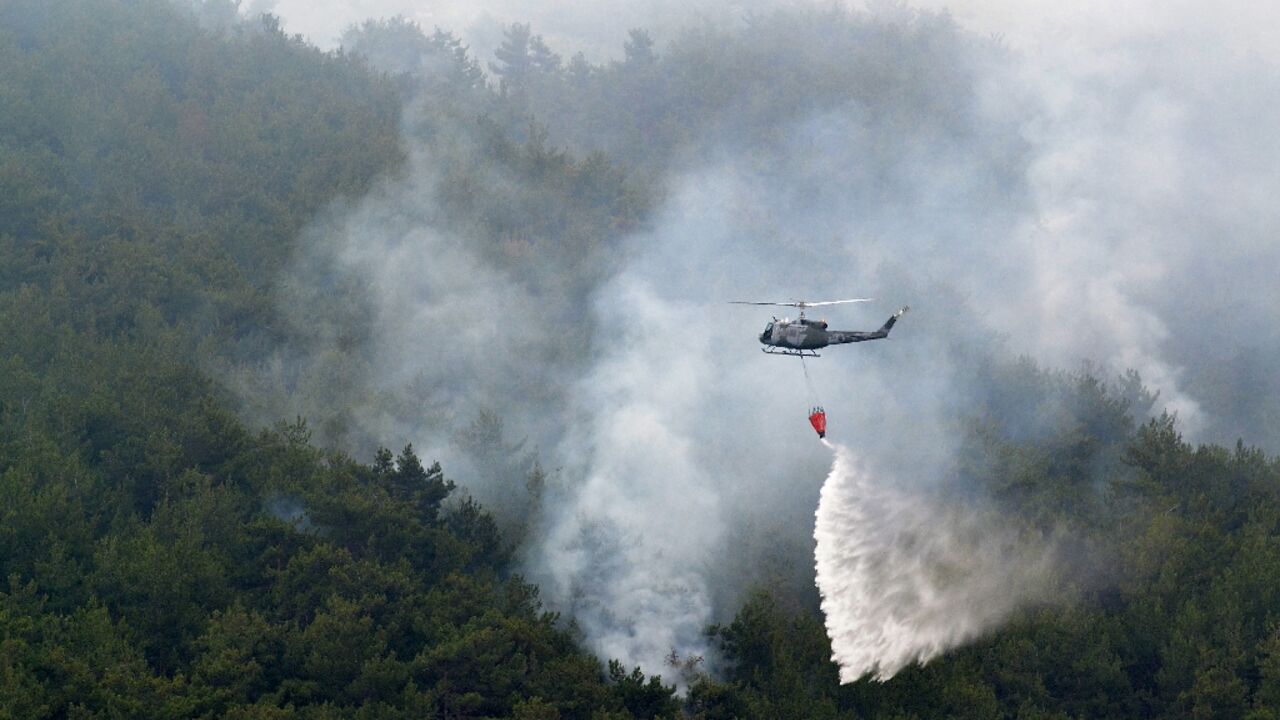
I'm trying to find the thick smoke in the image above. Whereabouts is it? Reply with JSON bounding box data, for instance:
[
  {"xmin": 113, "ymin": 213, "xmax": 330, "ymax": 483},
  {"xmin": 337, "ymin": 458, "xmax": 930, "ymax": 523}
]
[
  {"xmin": 228, "ymin": 0, "xmax": 1280, "ymax": 680},
  {"xmin": 990, "ymin": 23, "xmax": 1280, "ymax": 448},
  {"xmin": 535, "ymin": 277, "xmax": 726, "ymax": 671},
  {"xmin": 223, "ymin": 111, "xmax": 589, "ymax": 522},
  {"xmin": 814, "ymin": 441, "xmax": 1055, "ymax": 681}
]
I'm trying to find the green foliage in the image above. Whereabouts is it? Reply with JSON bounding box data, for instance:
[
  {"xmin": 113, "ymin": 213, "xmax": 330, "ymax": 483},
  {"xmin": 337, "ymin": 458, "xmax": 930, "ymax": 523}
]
[
  {"xmin": 3, "ymin": 2, "xmax": 1279, "ymax": 718},
  {"xmin": 0, "ymin": 398, "xmax": 646, "ymax": 717},
  {"xmin": 0, "ymin": 5, "xmax": 663, "ymax": 717},
  {"xmin": 607, "ymin": 660, "xmax": 680, "ymax": 719}
]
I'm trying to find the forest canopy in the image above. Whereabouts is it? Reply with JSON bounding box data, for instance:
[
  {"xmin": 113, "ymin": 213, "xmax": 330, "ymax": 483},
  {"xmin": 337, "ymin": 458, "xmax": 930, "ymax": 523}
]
[{"xmin": 1, "ymin": 1, "xmax": 1279, "ymax": 718}]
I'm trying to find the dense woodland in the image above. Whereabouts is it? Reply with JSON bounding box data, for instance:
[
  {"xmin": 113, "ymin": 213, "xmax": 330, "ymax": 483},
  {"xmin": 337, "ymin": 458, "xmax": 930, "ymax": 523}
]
[{"xmin": 3, "ymin": 1, "xmax": 1280, "ymax": 718}]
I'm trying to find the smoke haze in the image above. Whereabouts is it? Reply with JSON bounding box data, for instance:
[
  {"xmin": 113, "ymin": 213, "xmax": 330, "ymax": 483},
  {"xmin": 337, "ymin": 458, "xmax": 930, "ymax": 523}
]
[
  {"xmin": 245, "ymin": 0, "xmax": 783, "ymax": 60},
  {"xmin": 220, "ymin": 0, "xmax": 1280, "ymax": 679}
]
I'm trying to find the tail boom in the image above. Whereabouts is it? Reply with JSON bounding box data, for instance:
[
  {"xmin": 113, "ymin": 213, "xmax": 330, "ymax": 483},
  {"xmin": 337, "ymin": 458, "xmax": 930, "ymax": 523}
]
[{"xmin": 826, "ymin": 306, "xmax": 910, "ymax": 345}]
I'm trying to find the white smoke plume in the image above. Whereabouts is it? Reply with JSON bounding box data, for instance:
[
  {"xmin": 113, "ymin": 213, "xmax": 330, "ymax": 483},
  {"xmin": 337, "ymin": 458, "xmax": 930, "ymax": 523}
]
[
  {"xmin": 814, "ymin": 440, "xmax": 1056, "ymax": 682},
  {"xmin": 535, "ymin": 278, "xmax": 725, "ymax": 671}
]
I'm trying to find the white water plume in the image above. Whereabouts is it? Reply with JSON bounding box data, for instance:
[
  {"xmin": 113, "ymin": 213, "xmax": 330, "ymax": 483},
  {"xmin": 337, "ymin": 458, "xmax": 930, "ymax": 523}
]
[{"xmin": 814, "ymin": 440, "xmax": 1056, "ymax": 682}]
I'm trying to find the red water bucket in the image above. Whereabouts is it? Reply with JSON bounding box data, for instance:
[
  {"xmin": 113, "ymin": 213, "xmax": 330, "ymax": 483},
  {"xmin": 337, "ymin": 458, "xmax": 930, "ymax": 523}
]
[{"xmin": 808, "ymin": 407, "xmax": 827, "ymax": 438}]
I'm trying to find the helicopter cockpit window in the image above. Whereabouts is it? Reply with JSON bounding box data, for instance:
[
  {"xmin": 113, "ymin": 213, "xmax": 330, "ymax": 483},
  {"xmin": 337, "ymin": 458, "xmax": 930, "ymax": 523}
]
[{"xmin": 762, "ymin": 322, "xmax": 774, "ymax": 338}]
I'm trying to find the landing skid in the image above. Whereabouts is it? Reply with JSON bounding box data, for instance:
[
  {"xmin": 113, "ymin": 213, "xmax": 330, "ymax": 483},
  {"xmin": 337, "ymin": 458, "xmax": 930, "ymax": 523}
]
[{"xmin": 762, "ymin": 346, "xmax": 821, "ymax": 358}]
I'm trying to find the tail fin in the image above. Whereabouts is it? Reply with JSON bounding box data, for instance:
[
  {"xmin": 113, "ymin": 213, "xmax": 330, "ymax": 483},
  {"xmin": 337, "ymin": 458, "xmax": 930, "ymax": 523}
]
[{"xmin": 879, "ymin": 305, "xmax": 910, "ymax": 335}]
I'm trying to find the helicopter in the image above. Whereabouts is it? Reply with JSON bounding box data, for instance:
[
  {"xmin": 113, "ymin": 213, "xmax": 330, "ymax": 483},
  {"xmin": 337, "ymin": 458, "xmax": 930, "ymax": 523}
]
[{"xmin": 730, "ymin": 299, "xmax": 910, "ymax": 357}]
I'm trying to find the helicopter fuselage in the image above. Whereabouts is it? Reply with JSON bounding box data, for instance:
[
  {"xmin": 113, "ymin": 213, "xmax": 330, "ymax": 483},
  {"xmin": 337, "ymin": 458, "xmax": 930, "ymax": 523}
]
[
  {"xmin": 758, "ymin": 306, "xmax": 908, "ymax": 357},
  {"xmin": 760, "ymin": 317, "xmax": 830, "ymax": 350}
]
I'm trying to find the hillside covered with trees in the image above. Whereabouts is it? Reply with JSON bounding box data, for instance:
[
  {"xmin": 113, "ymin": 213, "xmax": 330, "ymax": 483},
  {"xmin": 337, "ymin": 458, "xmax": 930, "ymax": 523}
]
[{"xmin": 3, "ymin": 1, "xmax": 1280, "ymax": 718}]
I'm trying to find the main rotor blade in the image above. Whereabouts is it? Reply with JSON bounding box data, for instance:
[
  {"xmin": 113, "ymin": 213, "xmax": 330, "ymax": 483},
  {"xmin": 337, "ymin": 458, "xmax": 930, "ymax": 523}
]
[
  {"xmin": 729, "ymin": 298, "xmax": 875, "ymax": 308},
  {"xmin": 798, "ymin": 298, "xmax": 875, "ymax": 307}
]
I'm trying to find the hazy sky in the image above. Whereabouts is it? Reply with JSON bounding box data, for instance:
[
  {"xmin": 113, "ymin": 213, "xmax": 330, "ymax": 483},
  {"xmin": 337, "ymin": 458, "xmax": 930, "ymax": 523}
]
[
  {"xmin": 258, "ymin": 0, "xmax": 774, "ymax": 61},
  {"xmin": 259, "ymin": 0, "xmax": 1280, "ymax": 66}
]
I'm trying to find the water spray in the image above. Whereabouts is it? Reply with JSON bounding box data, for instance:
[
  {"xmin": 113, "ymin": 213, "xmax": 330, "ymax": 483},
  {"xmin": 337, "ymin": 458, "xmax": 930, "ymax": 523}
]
[{"xmin": 813, "ymin": 442, "xmax": 1055, "ymax": 682}]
